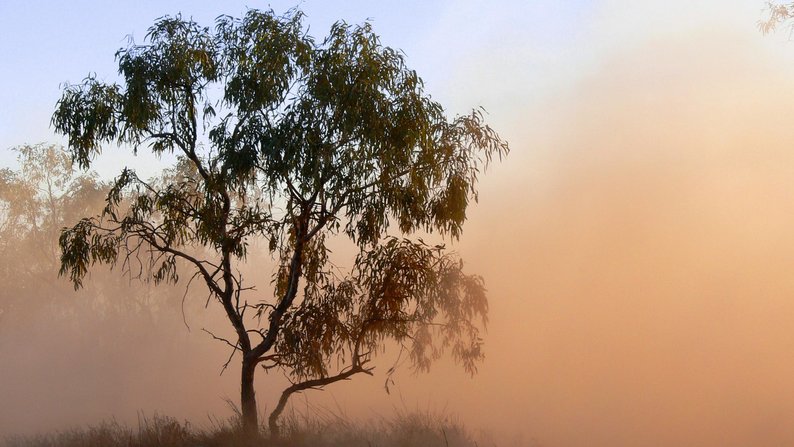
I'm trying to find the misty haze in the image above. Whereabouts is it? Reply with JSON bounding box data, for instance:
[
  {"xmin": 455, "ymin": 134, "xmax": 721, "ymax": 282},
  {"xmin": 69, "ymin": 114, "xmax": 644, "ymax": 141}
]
[{"xmin": 4, "ymin": 1, "xmax": 794, "ymax": 446}]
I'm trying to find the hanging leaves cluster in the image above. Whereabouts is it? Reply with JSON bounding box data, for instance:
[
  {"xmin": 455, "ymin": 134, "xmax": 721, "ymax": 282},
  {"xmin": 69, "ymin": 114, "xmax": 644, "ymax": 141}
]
[{"xmin": 272, "ymin": 237, "xmax": 488, "ymax": 381}]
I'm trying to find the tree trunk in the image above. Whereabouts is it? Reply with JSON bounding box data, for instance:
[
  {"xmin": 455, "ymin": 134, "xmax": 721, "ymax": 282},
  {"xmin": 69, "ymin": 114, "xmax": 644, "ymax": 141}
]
[
  {"xmin": 268, "ymin": 408, "xmax": 282, "ymax": 440},
  {"xmin": 268, "ymin": 389, "xmax": 290, "ymax": 440},
  {"xmin": 240, "ymin": 357, "xmax": 258, "ymax": 437}
]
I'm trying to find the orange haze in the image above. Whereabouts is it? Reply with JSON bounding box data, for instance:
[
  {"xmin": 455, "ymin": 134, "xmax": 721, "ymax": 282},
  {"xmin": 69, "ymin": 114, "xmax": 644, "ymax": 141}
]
[{"xmin": 6, "ymin": 2, "xmax": 794, "ymax": 446}]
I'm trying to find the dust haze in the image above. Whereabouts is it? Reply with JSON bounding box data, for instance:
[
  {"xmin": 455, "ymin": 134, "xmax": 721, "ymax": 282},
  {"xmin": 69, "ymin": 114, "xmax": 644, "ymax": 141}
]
[{"xmin": 5, "ymin": 2, "xmax": 794, "ymax": 446}]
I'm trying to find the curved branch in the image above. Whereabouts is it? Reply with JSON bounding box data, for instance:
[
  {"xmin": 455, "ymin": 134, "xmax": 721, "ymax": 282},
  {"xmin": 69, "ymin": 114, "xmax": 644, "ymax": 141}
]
[{"xmin": 267, "ymin": 361, "xmax": 373, "ymax": 438}]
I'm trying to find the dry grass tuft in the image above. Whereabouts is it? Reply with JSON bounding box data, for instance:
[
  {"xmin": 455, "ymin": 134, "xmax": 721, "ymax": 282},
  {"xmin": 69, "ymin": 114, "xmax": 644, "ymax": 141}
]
[{"xmin": 2, "ymin": 410, "xmax": 480, "ymax": 447}]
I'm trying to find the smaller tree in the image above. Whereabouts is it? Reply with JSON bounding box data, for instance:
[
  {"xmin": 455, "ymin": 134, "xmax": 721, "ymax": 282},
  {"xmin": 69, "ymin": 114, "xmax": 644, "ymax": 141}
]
[
  {"xmin": 0, "ymin": 144, "xmax": 105, "ymax": 320},
  {"xmin": 0, "ymin": 144, "xmax": 180, "ymax": 324},
  {"xmin": 759, "ymin": 1, "xmax": 794, "ymax": 33}
]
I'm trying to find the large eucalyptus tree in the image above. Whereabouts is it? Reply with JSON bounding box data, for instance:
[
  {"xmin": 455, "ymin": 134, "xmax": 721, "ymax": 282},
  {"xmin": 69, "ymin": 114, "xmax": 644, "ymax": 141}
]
[{"xmin": 53, "ymin": 9, "xmax": 508, "ymax": 436}]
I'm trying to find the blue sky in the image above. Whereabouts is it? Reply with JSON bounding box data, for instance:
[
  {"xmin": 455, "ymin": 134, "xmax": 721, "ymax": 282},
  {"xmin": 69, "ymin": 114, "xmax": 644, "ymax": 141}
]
[{"xmin": 0, "ymin": 0, "xmax": 595, "ymax": 177}]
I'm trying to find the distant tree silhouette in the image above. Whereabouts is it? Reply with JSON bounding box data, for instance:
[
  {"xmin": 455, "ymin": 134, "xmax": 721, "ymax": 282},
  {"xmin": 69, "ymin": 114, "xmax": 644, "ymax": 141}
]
[
  {"xmin": 0, "ymin": 144, "xmax": 178, "ymax": 323},
  {"xmin": 760, "ymin": 1, "xmax": 794, "ymax": 33},
  {"xmin": 52, "ymin": 9, "xmax": 508, "ymax": 438},
  {"xmin": 0, "ymin": 144, "xmax": 103, "ymax": 321}
]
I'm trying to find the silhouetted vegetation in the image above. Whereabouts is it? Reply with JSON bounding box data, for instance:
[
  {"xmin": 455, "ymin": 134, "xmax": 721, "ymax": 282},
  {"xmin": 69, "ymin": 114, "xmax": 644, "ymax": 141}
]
[
  {"xmin": 2, "ymin": 411, "xmax": 481, "ymax": 447},
  {"xmin": 0, "ymin": 143, "xmax": 185, "ymax": 327},
  {"xmin": 51, "ymin": 7, "xmax": 507, "ymax": 438}
]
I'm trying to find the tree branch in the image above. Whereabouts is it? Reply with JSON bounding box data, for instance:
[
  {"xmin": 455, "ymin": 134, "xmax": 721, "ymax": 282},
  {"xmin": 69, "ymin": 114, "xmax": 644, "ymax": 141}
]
[{"xmin": 267, "ymin": 361, "xmax": 373, "ymax": 437}]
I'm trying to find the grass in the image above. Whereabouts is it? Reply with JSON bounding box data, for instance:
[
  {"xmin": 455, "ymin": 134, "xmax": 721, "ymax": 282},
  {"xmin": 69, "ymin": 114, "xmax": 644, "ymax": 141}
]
[{"xmin": 2, "ymin": 409, "xmax": 481, "ymax": 447}]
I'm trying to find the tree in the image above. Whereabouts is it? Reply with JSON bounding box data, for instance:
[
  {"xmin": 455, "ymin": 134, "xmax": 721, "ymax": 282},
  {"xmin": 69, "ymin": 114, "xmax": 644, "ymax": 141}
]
[
  {"xmin": 0, "ymin": 144, "xmax": 104, "ymax": 322},
  {"xmin": 759, "ymin": 1, "xmax": 794, "ymax": 33},
  {"xmin": 0, "ymin": 144, "xmax": 182, "ymax": 330},
  {"xmin": 53, "ymin": 9, "xmax": 508, "ymax": 437}
]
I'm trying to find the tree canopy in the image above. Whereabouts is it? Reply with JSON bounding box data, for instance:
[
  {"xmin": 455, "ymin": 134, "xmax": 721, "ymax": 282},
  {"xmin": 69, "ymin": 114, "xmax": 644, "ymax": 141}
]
[{"xmin": 52, "ymin": 8, "xmax": 508, "ymax": 437}]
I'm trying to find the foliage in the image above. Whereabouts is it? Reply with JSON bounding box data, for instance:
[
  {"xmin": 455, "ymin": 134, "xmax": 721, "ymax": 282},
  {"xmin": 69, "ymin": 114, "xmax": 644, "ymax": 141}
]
[
  {"xmin": 273, "ymin": 237, "xmax": 488, "ymax": 381},
  {"xmin": 52, "ymin": 8, "xmax": 507, "ymax": 434},
  {"xmin": 0, "ymin": 143, "xmax": 189, "ymax": 341},
  {"xmin": 0, "ymin": 144, "xmax": 105, "ymax": 321},
  {"xmin": 0, "ymin": 144, "xmax": 102, "ymax": 258},
  {"xmin": 759, "ymin": 1, "xmax": 794, "ymax": 33}
]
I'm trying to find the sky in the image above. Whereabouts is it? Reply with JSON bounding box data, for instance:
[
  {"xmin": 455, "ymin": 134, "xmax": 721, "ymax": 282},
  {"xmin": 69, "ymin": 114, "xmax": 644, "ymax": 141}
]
[
  {"xmin": 6, "ymin": 0, "xmax": 794, "ymax": 446},
  {"xmin": 0, "ymin": 0, "xmax": 592, "ymax": 174}
]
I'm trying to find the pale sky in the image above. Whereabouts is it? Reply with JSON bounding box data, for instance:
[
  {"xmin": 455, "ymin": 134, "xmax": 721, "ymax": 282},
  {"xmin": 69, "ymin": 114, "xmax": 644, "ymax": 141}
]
[{"xmin": 0, "ymin": 0, "xmax": 593, "ymax": 176}]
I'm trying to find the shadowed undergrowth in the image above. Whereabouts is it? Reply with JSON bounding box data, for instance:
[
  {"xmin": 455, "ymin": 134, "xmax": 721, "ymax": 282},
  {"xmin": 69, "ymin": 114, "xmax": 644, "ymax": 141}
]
[{"xmin": 2, "ymin": 410, "xmax": 480, "ymax": 447}]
